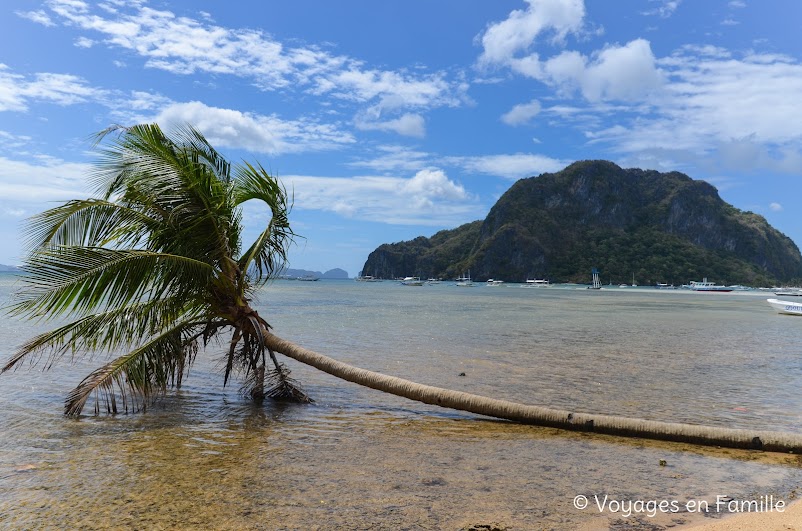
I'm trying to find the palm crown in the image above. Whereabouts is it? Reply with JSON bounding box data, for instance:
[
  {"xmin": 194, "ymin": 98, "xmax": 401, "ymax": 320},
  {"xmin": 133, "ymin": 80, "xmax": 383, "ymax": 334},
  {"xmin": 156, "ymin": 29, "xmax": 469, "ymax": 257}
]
[{"xmin": 2, "ymin": 123, "xmax": 306, "ymax": 415}]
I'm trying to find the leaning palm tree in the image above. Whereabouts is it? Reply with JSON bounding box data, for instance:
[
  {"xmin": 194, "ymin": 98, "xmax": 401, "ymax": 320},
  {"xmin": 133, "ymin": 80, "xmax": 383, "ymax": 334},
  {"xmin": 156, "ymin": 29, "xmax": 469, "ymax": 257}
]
[
  {"xmin": 3, "ymin": 123, "xmax": 308, "ymax": 414},
  {"xmin": 4, "ymin": 123, "xmax": 802, "ymax": 453}
]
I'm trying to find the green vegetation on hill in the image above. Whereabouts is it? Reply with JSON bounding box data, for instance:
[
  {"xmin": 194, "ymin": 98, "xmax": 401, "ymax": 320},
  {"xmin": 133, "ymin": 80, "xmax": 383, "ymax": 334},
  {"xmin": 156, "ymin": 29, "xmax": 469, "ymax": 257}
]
[{"xmin": 362, "ymin": 160, "xmax": 802, "ymax": 285}]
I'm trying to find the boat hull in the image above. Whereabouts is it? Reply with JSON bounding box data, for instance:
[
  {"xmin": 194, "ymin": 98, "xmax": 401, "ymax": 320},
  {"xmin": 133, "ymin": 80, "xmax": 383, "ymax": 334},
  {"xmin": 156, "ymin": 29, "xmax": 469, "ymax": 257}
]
[
  {"xmin": 767, "ymin": 298, "xmax": 802, "ymax": 316},
  {"xmin": 691, "ymin": 287, "xmax": 732, "ymax": 292}
]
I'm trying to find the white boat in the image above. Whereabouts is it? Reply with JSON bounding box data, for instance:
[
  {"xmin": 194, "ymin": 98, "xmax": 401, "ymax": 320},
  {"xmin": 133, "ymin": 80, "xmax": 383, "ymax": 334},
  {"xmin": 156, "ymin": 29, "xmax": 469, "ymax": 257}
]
[
  {"xmin": 486, "ymin": 279, "xmax": 504, "ymax": 286},
  {"xmin": 655, "ymin": 283, "xmax": 675, "ymax": 289},
  {"xmin": 775, "ymin": 289, "xmax": 802, "ymax": 297},
  {"xmin": 767, "ymin": 298, "xmax": 802, "ymax": 316},
  {"xmin": 524, "ymin": 279, "xmax": 549, "ymax": 287},
  {"xmin": 400, "ymin": 276, "xmax": 424, "ymax": 286},
  {"xmin": 455, "ymin": 272, "xmax": 474, "ymax": 287},
  {"xmin": 689, "ymin": 278, "xmax": 732, "ymax": 292},
  {"xmin": 355, "ymin": 275, "xmax": 381, "ymax": 282},
  {"xmin": 587, "ymin": 268, "xmax": 601, "ymax": 290}
]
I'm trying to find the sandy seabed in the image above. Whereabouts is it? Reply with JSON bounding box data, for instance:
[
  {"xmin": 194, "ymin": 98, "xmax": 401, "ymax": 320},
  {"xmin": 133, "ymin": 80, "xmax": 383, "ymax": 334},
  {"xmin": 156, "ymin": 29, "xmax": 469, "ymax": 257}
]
[{"xmin": 684, "ymin": 498, "xmax": 802, "ymax": 530}]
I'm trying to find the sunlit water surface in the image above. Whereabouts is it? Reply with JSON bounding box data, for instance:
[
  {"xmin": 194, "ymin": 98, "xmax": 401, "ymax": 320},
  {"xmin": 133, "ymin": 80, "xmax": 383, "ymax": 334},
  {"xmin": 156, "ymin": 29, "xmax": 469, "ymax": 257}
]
[{"xmin": 1, "ymin": 274, "xmax": 801, "ymax": 529}]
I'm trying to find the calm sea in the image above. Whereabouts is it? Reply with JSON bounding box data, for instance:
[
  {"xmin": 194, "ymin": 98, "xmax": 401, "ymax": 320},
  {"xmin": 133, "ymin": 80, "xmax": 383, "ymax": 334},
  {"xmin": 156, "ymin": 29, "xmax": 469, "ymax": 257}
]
[{"xmin": 1, "ymin": 273, "xmax": 801, "ymax": 529}]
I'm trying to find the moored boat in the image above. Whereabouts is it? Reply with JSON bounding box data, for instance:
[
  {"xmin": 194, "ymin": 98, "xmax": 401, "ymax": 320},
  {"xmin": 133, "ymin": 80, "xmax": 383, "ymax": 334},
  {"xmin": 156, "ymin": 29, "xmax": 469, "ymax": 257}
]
[
  {"xmin": 524, "ymin": 279, "xmax": 550, "ymax": 287},
  {"xmin": 587, "ymin": 268, "xmax": 601, "ymax": 290},
  {"xmin": 400, "ymin": 276, "xmax": 424, "ymax": 286},
  {"xmin": 775, "ymin": 288, "xmax": 802, "ymax": 297},
  {"xmin": 766, "ymin": 298, "xmax": 802, "ymax": 316},
  {"xmin": 455, "ymin": 271, "xmax": 474, "ymax": 287},
  {"xmin": 689, "ymin": 278, "xmax": 731, "ymax": 292}
]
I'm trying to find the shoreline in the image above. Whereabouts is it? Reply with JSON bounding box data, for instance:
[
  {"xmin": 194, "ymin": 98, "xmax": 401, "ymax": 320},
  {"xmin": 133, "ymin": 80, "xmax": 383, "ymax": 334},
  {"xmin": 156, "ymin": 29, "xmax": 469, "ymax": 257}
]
[{"xmin": 683, "ymin": 497, "xmax": 802, "ymax": 530}]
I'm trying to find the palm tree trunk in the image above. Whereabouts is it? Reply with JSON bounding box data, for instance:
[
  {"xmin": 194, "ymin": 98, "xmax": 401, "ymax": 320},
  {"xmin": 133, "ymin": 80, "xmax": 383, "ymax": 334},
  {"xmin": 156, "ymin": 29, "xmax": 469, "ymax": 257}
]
[{"xmin": 263, "ymin": 332, "xmax": 802, "ymax": 453}]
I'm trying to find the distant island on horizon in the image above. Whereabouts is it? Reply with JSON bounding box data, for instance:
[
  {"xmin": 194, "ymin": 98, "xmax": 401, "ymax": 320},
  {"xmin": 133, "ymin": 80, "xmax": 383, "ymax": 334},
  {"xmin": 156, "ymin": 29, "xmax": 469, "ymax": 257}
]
[
  {"xmin": 280, "ymin": 267, "xmax": 349, "ymax": 279},
  {"xmin": 0, "ymin": 264, "xmax": 21, "ymax": 272}
]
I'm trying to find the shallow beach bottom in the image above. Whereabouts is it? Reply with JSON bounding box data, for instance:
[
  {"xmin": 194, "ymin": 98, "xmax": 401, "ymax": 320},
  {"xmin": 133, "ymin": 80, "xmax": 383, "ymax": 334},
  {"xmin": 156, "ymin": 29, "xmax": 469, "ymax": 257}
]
[
  {"xmin": 683, "ymin": 499, "xmax": 802, "ymax": 531},
  {"xmin": 3, "ymin": 398, "xmax": 802, "ymax": 530}
]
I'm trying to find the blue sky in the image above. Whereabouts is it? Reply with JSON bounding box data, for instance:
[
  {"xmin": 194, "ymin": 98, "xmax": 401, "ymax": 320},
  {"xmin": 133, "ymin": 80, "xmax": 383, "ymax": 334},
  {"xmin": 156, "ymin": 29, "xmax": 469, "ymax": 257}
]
[{"xmin": 2, "ymin": 0, "xmax": 801, "ymax": 277}]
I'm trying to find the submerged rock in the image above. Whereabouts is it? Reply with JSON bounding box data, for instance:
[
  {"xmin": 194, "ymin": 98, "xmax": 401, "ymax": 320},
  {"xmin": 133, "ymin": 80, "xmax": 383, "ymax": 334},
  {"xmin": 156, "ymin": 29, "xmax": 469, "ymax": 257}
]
[{"xmin": 462, "ymin": 524, "xmax": 507, "ymax": 531}]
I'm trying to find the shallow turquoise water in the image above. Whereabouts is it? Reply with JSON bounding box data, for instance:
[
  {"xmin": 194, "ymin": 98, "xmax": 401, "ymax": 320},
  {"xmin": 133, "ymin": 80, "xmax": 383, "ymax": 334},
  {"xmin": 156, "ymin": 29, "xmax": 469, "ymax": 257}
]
[{"xmin": 1, "ymin": 274, "xmax": 801, "ymax": 529}]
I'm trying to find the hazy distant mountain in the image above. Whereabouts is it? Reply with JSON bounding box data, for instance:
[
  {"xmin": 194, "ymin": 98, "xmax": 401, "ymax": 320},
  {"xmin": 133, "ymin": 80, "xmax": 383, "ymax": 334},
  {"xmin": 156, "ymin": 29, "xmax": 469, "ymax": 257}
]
[
  {"xmin": 281, "ymin": 267, "xmax": 349, "ymax": 279},
  {"xmin": 321, "ymin": 268, "xmax": 349, "ymax": 279},
  {"xmin": 362, "ymin": 160, "xmax": 802, "ymax": 286},
  {"xmin": 0, "ymin": 264, "xmax": 21, "ymax": 272}
]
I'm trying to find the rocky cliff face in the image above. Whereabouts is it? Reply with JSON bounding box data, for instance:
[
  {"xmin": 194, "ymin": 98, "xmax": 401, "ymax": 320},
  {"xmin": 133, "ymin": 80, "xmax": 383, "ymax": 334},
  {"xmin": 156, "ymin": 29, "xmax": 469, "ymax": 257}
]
[{"xmin": 362, "ymin": 161, "xmax": 802, "ymax": 285}]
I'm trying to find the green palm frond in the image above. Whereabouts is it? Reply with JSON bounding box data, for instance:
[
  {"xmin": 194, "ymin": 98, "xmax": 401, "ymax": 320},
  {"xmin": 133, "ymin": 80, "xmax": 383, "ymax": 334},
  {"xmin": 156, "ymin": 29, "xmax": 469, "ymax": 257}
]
[
  {"xmin": 11, "ymin": 247, "xmax": 214, "ymax": 319},
  {"xmin": 64, "ymin": 320, "xmax": 201, "ymax": 416},
  {"xmin": 234, "ymin": 162, "xmax": 295, "ymax": 285},
  {"xmin": 91, "ymin": 123, "xmax": 242, "ymax": 268},
  {"xmin": 172, "ymin": 125, "xmax": 233, "ymax": 184},
  {"xmin": 91, "ymin": 124, "xmax": 181, "ymax": 198},
  {"xmin": 2, "ymin": 296, "xmax": 206, "ymax": 373},
  {"xmin": 24, "ymin": 198, "xmax": 155, "ymax": 250}
]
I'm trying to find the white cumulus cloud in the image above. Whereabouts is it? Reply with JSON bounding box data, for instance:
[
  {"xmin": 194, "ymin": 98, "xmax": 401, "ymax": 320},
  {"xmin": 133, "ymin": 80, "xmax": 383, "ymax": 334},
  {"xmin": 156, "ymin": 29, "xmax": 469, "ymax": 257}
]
[
  {"xmin": 347, "ymin": 145, "xmax": 432, "ymax": 173},
  {"xmin": 74, "ymin": 36, "xmax": 95, "ymax": 48},
  {"xmin": 284, "ymin": 169, "xmax": 477, "ymax": 226},
  {"xmin": 585, "ymin": 49, "xmax": 802, "ymax": 173},
  {"xmin": 0, "ymin": 155, "xmax": 90, "ymax": 202},
  {"xmin": 477, "ymin": 0, "xmax": 585, "ymax": 67},
  {"xmin": 15, "ymin": 10, "xmax": 55, "ymax": 27},
  {"xmin": 40, "ymin": 0, "xmax": 467, "ymax": 133},
  {"xmin": 450, "ymin": 153, "xmax": 568, "ymax": 180},
  {"xmin": 152, "ymin": 101, "xmax": 355, "ymax": 155},
  {"xmin": 501, "ymin": 99, "xmax": 542, "ymax": 126},
  {"xmin": 478, "ymin": 2, "xmax": 662, "ymax": 103},
  {"xmin": 401, "ymin": 169, "xmax": 468, "ymax": 201},
  {"xmin": 0, "ymin": 65, "xmax": 103, "ymax": 112},
  {"xmin": 578, "ymin": 39, "xmax": 663, "ymax": 101},
  {"xmin": 354, "ymin": 112, "xmax": 426, "ymax": 138},
  {"xmin": 642, "ymin": 0, "xmax": 682, "ymax": 18}
]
